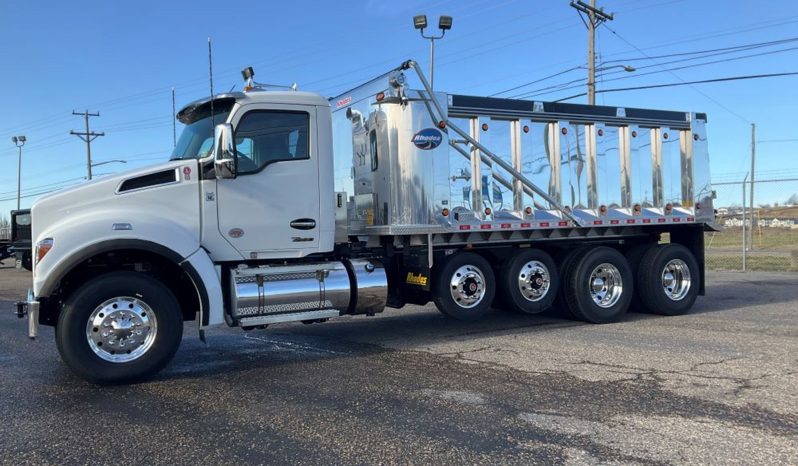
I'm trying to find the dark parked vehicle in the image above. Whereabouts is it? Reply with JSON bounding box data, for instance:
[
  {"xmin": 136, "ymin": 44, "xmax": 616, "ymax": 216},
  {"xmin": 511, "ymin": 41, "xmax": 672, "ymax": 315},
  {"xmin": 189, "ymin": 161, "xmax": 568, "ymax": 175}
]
[{"xmin": 0, "ymin": 209, "xmax": 32, "ymax": 270}]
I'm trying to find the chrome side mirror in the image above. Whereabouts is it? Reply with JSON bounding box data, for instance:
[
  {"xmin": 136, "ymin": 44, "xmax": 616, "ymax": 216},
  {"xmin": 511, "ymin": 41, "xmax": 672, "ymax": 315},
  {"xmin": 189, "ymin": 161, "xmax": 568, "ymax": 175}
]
[{"xmin": 213, "ymin": 123, "xmax": 237, "ymax": 179}]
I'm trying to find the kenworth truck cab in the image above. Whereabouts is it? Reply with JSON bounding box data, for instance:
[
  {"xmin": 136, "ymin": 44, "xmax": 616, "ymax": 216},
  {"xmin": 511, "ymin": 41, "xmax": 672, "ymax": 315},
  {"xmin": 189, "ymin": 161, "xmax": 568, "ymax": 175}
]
[{"xmin": 19, "ymin": 61, "xmax": 714, "ymax": 383}]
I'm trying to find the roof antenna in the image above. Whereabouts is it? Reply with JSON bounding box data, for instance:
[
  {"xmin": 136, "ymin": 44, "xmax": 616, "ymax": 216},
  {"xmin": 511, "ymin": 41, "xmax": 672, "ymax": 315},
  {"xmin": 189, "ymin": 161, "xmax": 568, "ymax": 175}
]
[{"xmin": 208, "ymin": 37, "xmax": 215, "ymax": 127}]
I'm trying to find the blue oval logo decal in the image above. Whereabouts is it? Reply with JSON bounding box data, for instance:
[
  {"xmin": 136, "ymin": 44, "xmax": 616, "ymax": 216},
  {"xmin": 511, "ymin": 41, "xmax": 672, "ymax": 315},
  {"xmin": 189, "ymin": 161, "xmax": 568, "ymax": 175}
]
[{"xmin": 411, "ymin": 128, "xmax": 443, "ymax": 150}]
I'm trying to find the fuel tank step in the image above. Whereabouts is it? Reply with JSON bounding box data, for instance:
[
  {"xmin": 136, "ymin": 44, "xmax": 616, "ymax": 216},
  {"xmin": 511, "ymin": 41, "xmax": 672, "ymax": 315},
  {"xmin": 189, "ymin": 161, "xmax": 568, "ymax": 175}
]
[{"xmin": 238, "ymin": 309, "xmax": 340, "ymax": 328}]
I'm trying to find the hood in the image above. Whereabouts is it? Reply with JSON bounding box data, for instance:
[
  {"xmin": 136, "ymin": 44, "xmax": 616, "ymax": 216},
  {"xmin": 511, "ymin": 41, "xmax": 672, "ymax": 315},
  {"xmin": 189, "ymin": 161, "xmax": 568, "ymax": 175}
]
[{"xmin": 31, "ymin": 159, "xmax": 202, "ymax": 247}]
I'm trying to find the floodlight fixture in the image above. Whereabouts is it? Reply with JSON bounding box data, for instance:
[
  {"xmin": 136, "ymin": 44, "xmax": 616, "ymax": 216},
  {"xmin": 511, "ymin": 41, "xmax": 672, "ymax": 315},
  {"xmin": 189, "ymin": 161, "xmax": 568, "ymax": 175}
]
[
  {"xmin": 241, "ymin": 66, "xmax": 255, "ymax": 80},
  {"xmin": 438, "ymin": 15, "xmax": 453, "ymax": 31},
  {"xmin": 413, "ymin": 14, "xmax": 454, "ymax": 90}
]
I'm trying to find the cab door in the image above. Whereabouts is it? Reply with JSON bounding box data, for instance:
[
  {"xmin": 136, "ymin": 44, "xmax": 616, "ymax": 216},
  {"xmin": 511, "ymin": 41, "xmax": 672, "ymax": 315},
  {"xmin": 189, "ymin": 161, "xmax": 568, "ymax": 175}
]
[{"xmin": 216, "ymin": 104, "xmax": 320, "ymax": 259}]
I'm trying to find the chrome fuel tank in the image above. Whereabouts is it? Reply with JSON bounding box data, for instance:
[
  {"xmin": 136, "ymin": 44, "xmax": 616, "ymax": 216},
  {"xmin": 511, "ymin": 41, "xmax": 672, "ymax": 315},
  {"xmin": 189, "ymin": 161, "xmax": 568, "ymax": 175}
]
[
  {"xmin": 230, "ymin": 262, "xmax": 352, "ymax": 319},
  {"xmin": 229, "ymin": 259, "xmax": 388, "ymax": 321}
]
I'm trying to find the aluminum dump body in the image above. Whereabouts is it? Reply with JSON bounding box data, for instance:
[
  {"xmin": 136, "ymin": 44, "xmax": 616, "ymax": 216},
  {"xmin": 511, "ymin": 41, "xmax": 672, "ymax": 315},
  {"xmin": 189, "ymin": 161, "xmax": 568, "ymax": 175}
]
[{"xmin": 330, "ymin": 69, "xmax": 712, "ymax": 243}]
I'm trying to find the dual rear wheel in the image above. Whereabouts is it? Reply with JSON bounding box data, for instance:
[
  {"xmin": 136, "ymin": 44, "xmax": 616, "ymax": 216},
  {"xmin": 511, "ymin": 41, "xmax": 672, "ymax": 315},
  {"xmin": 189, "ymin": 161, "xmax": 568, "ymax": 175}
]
[{"xmin": 432, "ymin": 243, "xmax": 699, "ymax": 323}]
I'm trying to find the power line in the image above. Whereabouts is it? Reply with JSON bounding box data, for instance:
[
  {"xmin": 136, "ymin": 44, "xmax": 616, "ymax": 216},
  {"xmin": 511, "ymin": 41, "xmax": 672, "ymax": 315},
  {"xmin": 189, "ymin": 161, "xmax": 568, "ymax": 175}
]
[
  {"xmin": 516, "ymin": 45, "xmax": 798, "ymax": 99},
  {"xmin": 495, "ymin": 34, "xmax": 798, "ymax": 99},
  {"xmin": 0, "ymin": 177, "xmax": 85, "ymax": 197},
  {"xmin": 602, "ymin": 24, "xmax": 751, "ymax": 124},
  {"xmin": 602, "ymin": 36, "xmax": 798, "ymax": 64},
  {"xmin": 552, "ymin": 71, "xmax": 798, "ymax": 102}
]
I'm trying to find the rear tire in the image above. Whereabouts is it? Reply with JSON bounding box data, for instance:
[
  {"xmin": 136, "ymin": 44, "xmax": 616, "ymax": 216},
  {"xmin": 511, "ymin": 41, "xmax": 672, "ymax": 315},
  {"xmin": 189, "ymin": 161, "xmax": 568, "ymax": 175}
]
[
  {"xmin": 564, "ymin": 246, "xmax": 633, "ymax": 324},
  {"xmin": 625, "ymin": 243, "xmax": 654, "ymax": 313},
  {"xmin": 21, "ymin": 251, "xmax": 32, "ymax": 271},
  {"xmin": 433, "ymin": 252, "xmax": 496, "ymax": 321},
  {"xmin": 550, "ymin": 247, "xmax": 588, "ymax": 318},
  {"xmin": 637, "ymin": 244, "xmax": 700, "ymax": 316},
  {"xmin": 500, "ymin": 248, "xmax": 558, "ymax": 314},
  {"xmin": 56, "ymin": 271, "xmax": 183, "ymax": 384}
]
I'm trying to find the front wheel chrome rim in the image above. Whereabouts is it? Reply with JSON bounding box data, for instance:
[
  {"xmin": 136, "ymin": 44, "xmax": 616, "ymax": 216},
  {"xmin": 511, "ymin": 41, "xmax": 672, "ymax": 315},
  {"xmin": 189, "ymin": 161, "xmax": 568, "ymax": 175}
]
[
  {"xmin": 449, "ymin": 264, "xmax": 487, "ymax": 309},
  {"xmin": 86, "ymin": 297, "xmax": 158, "ymax": 363},
  {"xmin": 662, "ymin": 259, "xmax": 691, "ymax": 301},
  {"xmin": 589, "ymin": 263, "xmax": 623, "ymax": 308},
  {"xmin": 517, "ymin": 260, "xmax": 551, "ymax": 302}
]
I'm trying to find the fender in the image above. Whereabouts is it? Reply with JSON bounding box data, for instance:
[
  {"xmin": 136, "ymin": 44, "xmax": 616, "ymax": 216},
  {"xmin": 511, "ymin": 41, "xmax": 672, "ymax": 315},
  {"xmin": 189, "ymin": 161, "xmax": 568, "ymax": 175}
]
[
  {"xmin": 183, "ymin": 247, "xmax": 224, "ymax": 327},
  {"xmin": 35, "ymin": 238, "xmax": 223, "ymax": 328}
]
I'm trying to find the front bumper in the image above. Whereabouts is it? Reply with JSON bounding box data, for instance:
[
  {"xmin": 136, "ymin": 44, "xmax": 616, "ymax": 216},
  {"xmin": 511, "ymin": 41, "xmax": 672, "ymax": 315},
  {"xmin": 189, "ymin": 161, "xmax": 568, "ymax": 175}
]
[{"xmin": 15, "ymin": 289, "xmax": 39, "ymax": 339}]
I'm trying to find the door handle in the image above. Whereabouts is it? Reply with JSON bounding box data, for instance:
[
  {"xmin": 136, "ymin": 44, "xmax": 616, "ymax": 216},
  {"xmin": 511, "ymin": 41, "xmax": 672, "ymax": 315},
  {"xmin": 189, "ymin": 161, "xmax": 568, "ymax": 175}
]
[{"xmin": 290, "ymin": 218, "xmax": 316, "ymax": 230}]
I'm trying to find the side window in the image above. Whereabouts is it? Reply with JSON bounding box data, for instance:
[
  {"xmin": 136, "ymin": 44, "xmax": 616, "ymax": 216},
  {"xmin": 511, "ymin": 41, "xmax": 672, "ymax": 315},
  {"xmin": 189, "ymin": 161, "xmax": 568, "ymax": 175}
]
[
  {"xmin": 234, "ymin": 111, "xmax": 310, "ymax": 174},
  {"xmin": 369, "ymin": 129, "xmax": 378, "ymax": 171}
]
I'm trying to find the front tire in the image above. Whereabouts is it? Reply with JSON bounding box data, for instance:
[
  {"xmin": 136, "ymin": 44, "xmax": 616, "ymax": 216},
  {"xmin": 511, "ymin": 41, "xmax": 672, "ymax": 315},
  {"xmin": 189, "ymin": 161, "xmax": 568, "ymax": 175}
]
[
  {"xmin": 56, "ymin": 271, "xmax": 183, "ymax": 384},
  {"xmin": 433, "ymin": 252, "xmax": 496, "ymax": 321}
]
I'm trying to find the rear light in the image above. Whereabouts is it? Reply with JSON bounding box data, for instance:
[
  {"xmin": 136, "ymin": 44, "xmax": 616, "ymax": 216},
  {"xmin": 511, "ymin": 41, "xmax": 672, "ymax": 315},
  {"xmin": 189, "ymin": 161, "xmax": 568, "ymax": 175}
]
[
  {"xmin": 441, "ymin": 208, "xmax": 449, "ymax": 217},
  {"xmin": 376, "ymin": 92, "xmax": 385, "ymax": 101},
  {"xmin": 437, "ymin": 120, "xmax": 446, "ymax": 129},
  {"xmin": 35, "ymin": 238, "xmax": 53, "ymax": 266},
  {"xmin": 484, "ymin": 207, "xmax": 492, "ymax": 216}
]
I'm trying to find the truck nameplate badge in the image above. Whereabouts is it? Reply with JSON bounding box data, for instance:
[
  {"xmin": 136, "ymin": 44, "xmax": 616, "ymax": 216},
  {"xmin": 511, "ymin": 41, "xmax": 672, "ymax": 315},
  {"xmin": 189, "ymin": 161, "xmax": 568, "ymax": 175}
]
[
  {"xmin": 228, "ymin": 228, "xmax": 244, "ymax": 238},
  {"xmin": 411, "ymin": 128, "xmax": 443, "ymax": 150},
  {"xmin": 405, "ymin": 272, "xmax": 428, "ymax": 286},
  {"xmin": 335, "ymin": 96, "xmax": 352, "ymax": 109}
]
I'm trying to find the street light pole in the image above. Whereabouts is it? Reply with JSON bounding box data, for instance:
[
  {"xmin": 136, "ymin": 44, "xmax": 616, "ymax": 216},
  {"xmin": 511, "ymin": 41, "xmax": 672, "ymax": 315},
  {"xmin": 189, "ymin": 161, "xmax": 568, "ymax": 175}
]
[
  {"xmin": 90, "ymin": 159, "xmax": 127, "ymax": 169},
  {"xmin": 11, "ymin": 135, "xmax": 26, "ymax": 210},
  {"xmin": 413, "ymin": 14, "xmax": 453, "ymax": 91}
]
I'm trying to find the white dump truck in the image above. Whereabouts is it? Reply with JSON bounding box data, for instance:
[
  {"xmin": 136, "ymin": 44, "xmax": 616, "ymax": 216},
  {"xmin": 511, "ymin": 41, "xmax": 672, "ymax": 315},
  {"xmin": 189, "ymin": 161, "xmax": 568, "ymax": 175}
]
[{"xmin": 18, "ymin": 61, "xmax": 714, "ymax": 383}]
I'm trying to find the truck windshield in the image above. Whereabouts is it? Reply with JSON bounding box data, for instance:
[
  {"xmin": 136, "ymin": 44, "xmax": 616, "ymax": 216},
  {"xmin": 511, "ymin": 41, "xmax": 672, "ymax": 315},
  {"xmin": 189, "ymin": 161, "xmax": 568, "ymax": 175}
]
[{"xmin": 170, "ymin": 111, "xmax": 231, "ymax": 161}]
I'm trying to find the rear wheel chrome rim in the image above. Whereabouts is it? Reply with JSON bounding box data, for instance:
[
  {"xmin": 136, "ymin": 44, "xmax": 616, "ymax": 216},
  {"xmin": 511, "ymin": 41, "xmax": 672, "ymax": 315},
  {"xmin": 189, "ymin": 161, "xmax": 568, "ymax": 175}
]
[
  {"xmin": 662, "ymin": 259, "xmax": 691, "ymax": 301},
  {"xmin": 589, "ymin": 263, "xmax": 623, "ymax": 308},
  {"xmin": 517, "ymin": 260, "xmax": 551, "ymax": 302},
  {"xmin": 450, "ymin": 265, "xmax": 487, "ymax": 309},
  {"xmin": 86, "ymin": 297, "xmax": 158, "ymax": 363}
]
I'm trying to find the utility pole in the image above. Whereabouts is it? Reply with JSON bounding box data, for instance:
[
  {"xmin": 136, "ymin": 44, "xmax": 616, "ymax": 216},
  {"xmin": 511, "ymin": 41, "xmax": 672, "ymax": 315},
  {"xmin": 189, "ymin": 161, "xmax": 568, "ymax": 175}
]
[
  {"xmin": 749, "ymin": 123, "xmax": 756, "ymax": 250},
  {"xmin": 570, "ymin": 0, "xmax": 614, "ymax": 105},
  {"xmin": 70, "ymin": 110, "xmax": 105, "ymax": 180}
]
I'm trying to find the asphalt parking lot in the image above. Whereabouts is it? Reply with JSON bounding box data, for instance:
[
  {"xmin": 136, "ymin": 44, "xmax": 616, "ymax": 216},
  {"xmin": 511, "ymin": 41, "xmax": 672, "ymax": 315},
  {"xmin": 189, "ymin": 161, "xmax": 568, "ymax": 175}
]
[{"xmin": 0, "ymin": 259, "xmax": 796, "ymax": 465}]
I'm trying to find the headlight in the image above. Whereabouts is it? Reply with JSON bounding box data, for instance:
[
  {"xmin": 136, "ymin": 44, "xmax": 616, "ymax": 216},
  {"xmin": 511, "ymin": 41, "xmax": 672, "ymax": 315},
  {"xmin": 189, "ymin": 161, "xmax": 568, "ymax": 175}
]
[{"xmin": 35, "ymin": 238, "xmax": 53, "ymax": 266}]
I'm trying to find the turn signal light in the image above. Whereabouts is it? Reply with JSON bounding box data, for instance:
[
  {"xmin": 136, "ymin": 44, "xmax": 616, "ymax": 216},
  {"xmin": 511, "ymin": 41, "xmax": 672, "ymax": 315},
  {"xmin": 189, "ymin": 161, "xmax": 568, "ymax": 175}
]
[{"xmin": 35, "ymin": 238, "xmax": 54, "ymax": 266}]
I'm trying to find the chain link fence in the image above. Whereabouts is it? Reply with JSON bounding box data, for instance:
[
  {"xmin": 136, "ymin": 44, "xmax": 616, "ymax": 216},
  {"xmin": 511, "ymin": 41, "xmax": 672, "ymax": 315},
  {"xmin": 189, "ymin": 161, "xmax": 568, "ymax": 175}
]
[{"xmin": 706, "ymin": 177, "xmax": 798, "ymax": 272}]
